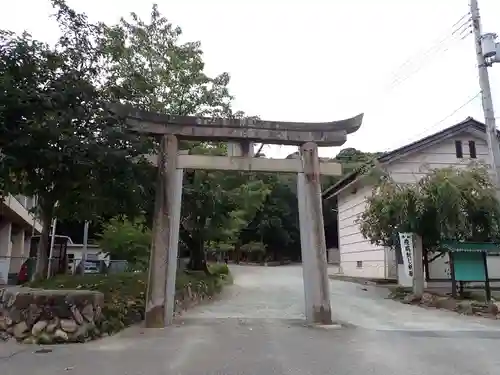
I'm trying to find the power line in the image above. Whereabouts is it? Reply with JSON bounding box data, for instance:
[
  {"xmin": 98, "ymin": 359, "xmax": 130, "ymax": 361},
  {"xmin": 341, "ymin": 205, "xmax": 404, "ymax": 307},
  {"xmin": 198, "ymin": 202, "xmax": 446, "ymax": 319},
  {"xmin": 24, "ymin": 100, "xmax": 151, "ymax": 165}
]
[
  {"xmin": 386, "ymin": 91, "xmax": 482, "ymax": 150},
  {"xmin": 325, "ymin": 91, "xmax": 482, "ymax": 200},
  {"xmin": 387, "ymin": 16, "xmax": 471, "ymax": 92},
  {"xmin": 356, "ymin": 13, "xmax": 475, "ymax": 147},
  {"xmin": 361, "ymin": 13, "xmax": 473, "ymax": 118},
  {"xmin": 452, "ymin": 15, "xmax": 472, "ymax": 36},
  {"xmin": 451, "ymin": 12, "xmax": 471, "ymax": 29},
  {"xmin": 324, "ymin": 91, "xmax": 482, "ymax": 200},
  {"xmin": 389, "ymin": 35, "xmax": 454, "ymax": 88},
  {"xmin": 433, "ymin": 91, "xmax": 481, "ymax": 126},
  {"xmin": 394, "ymin": 12, "xmax": 470, "ymax": 70},
  {"xmin": 391, "ymin": 17, "xmax": 465, "ymax": 77}
]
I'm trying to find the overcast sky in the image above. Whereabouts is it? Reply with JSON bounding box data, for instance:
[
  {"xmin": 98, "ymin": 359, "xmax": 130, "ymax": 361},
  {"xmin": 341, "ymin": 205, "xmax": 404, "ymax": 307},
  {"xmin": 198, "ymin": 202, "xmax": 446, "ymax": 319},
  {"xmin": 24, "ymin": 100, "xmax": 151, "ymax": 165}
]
[{"xmin": 2, "ymin": 0, "xmax": 500, "ymax": 158}]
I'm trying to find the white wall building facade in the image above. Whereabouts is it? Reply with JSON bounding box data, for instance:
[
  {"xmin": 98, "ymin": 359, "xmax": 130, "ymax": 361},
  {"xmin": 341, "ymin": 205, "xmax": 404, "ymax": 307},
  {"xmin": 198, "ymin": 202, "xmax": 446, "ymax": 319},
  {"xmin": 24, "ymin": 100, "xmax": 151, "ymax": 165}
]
[
  {"xmin": 325, "ymin": 118, "xmax": 500, "ymax": 282},
  {"xmin": 0, "ymin": 194, "xmax": 42, "ymax": 284}
]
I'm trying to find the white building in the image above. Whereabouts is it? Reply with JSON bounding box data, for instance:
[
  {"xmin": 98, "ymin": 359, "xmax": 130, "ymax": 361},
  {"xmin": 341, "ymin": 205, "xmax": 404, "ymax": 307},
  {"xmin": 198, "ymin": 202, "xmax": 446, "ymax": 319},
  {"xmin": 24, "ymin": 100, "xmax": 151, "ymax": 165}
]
[
  {"xmin": 324, "ymin": 117, "xmax": 500, "ymax": 283},
  {"xmin": 0, "ymin": 194, "xmax": 42, "ymax": 283}
]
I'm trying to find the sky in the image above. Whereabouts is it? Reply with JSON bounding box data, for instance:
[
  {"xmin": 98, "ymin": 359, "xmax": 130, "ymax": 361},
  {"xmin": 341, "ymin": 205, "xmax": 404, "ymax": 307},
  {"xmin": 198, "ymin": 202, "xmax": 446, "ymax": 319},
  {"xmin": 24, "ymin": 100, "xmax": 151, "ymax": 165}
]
[{"xmin": 2, "ymin": 0, "xmax": 500, "ymax": 158}]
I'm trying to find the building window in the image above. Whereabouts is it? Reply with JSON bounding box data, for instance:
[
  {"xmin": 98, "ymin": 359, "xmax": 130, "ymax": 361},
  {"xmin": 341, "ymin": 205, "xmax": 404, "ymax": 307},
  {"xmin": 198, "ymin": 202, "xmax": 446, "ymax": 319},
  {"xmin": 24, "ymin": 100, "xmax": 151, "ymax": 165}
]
[
  {"xmin": 455, "ymin": 140, "xmax": 463, "ymax": 158},
  {"xmin": 356, "ymin": 261, "xmax": 363, "ymax": 268},
  {"xmin": 469, "ymin": 140, "xmax": 477, "ymax": 159}
]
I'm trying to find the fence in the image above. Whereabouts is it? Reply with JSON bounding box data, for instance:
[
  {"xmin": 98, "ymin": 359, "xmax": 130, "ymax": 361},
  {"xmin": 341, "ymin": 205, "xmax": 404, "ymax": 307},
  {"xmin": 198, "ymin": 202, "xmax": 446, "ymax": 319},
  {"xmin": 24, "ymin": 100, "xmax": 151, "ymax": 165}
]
[
  {"xmin": 0, "ymin": 256, "xmax": 144, "ymax": 285},
  {"xmin": 0, "ymin": 255, "xmax": 196, "ymax": 286}
]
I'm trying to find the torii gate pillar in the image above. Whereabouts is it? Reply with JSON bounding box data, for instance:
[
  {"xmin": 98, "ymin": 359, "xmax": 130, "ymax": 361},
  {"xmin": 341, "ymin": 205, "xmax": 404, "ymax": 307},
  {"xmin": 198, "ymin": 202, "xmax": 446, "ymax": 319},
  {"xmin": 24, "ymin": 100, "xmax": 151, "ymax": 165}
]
[{"xmin": 297, "ymin": 142, "xmax": 332, "ymax": 324}]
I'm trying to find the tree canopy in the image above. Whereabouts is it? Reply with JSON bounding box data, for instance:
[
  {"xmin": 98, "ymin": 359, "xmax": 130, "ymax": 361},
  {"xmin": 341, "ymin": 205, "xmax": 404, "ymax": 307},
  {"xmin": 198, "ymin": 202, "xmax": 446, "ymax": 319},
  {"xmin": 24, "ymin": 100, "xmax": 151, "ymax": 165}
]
[
  {"xmin": 358, "ymin": 166, "xmax": 500, "ymax": 251},
  {"xmin": 0, "ymin": 0, "xmax": 382, "ymax": 276},
  {"xmin": 0, "ymin": 0, "xmax": 152, "ymax": 278},
  {"xmin": 101, "ymin": 3, "xmax": 233, "ymax": 117}
]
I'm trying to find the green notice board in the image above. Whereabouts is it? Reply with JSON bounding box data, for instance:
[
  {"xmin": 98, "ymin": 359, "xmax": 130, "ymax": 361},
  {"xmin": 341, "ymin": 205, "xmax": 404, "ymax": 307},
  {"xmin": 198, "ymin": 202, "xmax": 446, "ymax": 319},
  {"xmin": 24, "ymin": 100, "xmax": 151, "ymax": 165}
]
[{"xmin": 453, "ymin": 252, "xmax": 486, "ymax": 281}]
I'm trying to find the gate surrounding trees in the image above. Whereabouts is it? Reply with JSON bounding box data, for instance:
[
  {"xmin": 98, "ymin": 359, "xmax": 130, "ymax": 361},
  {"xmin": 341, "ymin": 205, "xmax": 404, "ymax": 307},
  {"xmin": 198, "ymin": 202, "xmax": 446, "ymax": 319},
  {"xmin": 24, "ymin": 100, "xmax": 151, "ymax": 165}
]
[{"xmin": 113, "ymin": 105, "xmax": 363, "ymax": 327}]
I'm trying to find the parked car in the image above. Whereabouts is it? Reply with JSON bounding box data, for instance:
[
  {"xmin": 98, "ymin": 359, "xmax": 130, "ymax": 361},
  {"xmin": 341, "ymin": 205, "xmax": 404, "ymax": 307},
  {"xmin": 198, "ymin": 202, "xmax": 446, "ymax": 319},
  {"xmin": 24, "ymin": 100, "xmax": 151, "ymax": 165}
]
[
  {"xmin": 83, "ymin": 262, "xmax": 99, "ymax": 274},
  {"xmin": 74, "ymin": 259, "xmax": 107, "ymax": 275}
]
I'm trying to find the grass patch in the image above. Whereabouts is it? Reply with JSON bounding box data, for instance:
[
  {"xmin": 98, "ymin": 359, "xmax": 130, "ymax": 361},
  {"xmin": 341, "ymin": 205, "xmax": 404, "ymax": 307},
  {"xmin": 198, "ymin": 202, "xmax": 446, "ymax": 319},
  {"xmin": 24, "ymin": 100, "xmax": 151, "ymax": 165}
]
[
  {"xmin": 387, "ymin": 285, "xmax": 412, "ymax": 300},
  {"xmin": 27, "ymin": 264, "xmax": 232, "ymax": 334}
]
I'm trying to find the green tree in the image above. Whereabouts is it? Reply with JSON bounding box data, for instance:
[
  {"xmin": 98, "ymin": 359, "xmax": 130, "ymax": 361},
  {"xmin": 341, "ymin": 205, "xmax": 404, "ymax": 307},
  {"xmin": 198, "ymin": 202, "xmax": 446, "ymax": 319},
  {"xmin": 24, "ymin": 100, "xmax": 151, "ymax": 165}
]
[
  {"xmin": 0, "ymin": 0, "xmax": 150, "ymax": 279},
  {"xmin": 239, "ymin": 173, "xmax": 301, "ymax": 261},
  {"xmin": 97, "ymin": 216, "xmax": 152, "ymax": 270},
  {"xmin": 358, "ymin": 166, "xmax": 500, "ymax": 252},
  {"xmin": 334, "ymin": 147, "xmax": 384, "ymax": 175},
  {"xmin": 100, "ymin": 4, "xmax": 272, "ymax": 270},
  {"xmin": 101, "ymin": 3, "xmax": 232, "ymax": 117},
  {"xmin": 240, "ymin": 241, "xmax": 267, "ymax": 263},
  {"xmin": 181, "ymin": 143, "xmax": 270, "ymax": 270}
]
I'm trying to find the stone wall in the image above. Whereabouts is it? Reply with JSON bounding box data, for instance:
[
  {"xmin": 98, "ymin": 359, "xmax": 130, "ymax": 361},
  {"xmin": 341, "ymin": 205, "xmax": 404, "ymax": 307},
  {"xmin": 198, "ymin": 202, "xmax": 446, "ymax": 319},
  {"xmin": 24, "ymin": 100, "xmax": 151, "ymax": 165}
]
[
  {"xmin": 0, "ymin": 273, "xmax": 230, "ymax": 345},
  {"xmin": 0, "ymin": 287, "xmax": 104, "ymax": 344}
]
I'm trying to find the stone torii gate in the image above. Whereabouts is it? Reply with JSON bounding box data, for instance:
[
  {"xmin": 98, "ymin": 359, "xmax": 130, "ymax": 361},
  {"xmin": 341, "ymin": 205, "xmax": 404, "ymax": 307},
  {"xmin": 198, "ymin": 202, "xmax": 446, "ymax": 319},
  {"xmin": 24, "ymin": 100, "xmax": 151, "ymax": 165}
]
[{"xmin": 112, "ymin": 105, "xmax": 363, "ymax": 327}]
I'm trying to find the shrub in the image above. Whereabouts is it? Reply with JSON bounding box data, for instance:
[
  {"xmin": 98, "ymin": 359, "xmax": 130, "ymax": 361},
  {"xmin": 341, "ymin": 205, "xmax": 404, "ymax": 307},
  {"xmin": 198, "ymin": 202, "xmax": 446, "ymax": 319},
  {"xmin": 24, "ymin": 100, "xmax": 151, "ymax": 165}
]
[
  {"xmin": 359, "ymin": 166, "xmax": 500, "ymax": 251},
  {"xmin": 209, "ymin": 263, "xmax": 230, "ymax": 276},
  {"xmin": 29, "ymin": 266, "xmax": 233, "ymax": 335},
  {"xmin": 240, "ymin": 241, "xmax": 266, "ymax": 253},
  {"xmin": 97, "ymin": 216, "xmax": 151, "ymax": 270}
]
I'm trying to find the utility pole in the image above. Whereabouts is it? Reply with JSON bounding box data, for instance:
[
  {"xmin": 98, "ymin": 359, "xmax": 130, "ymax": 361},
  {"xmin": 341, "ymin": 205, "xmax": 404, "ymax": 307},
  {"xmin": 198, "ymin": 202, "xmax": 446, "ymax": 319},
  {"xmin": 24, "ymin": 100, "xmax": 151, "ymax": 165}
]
[
  {"xmin": 46, "ymin": 218, "xmax": 57, "ymax": 279},
  {"xmin": 81, "ymin": 221, "xmax": 89, "ymax": 266},
  {"xmin": 470, "ymin": 0, "xmax": 500, "ymax": 194}
]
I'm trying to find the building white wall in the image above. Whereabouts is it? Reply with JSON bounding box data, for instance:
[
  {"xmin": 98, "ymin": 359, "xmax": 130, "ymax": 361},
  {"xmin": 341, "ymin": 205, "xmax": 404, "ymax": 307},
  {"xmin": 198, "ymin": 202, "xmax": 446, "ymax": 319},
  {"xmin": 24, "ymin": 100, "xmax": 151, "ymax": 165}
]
[
  {"xmin": 337, "ymin": 185, "xmax": 387, "ymax": 279},
  {"xmin": 0, "ymin": 225, "xmax": 33, "ymax": 283},
  {"xmin": 0, "ymin": 194, "xmax": 40, "ymax": 283},
  {"xmin": 336, "ymin": 129, "xmax": 493, "ymax": 280},
  {"xmin": 9, "ymin": 228, "xmax": 26, "ymax": 274},
  {"xmin": 0, "ymin": 221, "xmax": 13, "ymax": 283},
  {"xmin": 3, "ymin": 195, "xmax": 42, "ymax": 233},
  {"xmin": 66, "ymin": 244, "xmax": 105, "ymax": 261},
  {"xmin": 385, "ymin": 132, "xmax": 489, "ymax": 184}
]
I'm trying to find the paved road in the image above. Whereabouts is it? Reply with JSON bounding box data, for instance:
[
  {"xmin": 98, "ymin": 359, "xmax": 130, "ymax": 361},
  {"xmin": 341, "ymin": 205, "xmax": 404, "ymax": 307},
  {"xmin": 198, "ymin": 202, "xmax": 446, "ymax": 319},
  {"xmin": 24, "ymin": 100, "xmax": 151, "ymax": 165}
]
[{"xmin": 2, "ymin": 265, "xmax": 500, "ymax": 374}]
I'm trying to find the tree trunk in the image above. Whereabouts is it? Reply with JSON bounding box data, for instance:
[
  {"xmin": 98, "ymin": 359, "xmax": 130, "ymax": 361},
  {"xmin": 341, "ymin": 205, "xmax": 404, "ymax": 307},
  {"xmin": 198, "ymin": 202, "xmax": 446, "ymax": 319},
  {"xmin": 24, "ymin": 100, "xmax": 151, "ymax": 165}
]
[
  {"xmin": 187, "ymin": 231, "xmax": 208, "ymax": 272},
  {"xmin": 32, "ymin": 209, "xmax": 53, "ymax": 281},
  {"xmin": 188, "ymin": 244, "xmax": 208, "ymax": 272}
]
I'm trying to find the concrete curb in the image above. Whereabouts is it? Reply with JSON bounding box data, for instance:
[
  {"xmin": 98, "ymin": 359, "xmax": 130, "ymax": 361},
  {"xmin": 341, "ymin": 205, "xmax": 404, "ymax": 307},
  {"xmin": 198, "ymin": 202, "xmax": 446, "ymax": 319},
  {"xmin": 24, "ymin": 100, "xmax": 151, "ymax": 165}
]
[
  {"xmin": 309, "ymin": 323, "xmax": 343, "ymax": 330},
  {"xmin": 328, "ymin": 274, "xmax": 397, "ymax": 286}
]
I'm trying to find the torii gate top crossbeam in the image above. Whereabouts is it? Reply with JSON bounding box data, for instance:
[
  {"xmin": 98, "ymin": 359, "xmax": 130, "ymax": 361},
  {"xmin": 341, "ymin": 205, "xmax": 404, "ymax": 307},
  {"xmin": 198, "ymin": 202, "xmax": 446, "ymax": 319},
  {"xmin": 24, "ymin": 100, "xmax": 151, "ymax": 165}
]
[{"xmin": 110, "ymin": 104, "xmax": 364, "ymax": 147}]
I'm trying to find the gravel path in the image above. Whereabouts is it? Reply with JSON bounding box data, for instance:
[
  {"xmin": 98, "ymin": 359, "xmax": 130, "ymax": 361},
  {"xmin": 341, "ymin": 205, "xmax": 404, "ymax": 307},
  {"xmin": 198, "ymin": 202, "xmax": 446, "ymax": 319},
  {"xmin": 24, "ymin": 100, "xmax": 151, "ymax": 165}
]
[
  {"xmin": 2, "ymin": 265, "xmax": 500, "ymax": 375},
  {"xmin": 190, "ymin": 265, "xmax": 500, "ymax": 331}
]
